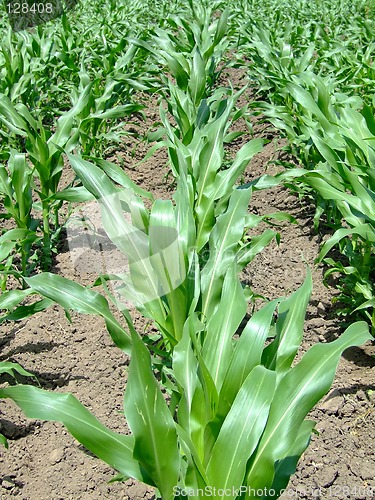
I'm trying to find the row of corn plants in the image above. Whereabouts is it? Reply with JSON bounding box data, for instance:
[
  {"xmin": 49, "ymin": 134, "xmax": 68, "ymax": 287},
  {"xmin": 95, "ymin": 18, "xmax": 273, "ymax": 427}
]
[
  {"xmin": 259, "ymin": 74, "xmax": 375, "ymax": 331},
  {"xmin": 235, "ymin": 0, "xmax": 375, "ymax": 333},
  {"xmin": 0, "ymin": 0, "xmax": 168, "ymax": 288}
]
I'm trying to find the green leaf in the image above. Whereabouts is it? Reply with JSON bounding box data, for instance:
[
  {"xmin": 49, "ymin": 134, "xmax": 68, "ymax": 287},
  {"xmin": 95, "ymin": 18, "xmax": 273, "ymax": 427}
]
[
  {"xmin": 317, "ymin": 224, "xmax": 375, "ymax": 262},
  {"xmin": 201, "ymin": 187, "xmax": 252, "ymax": 318},
  {"xmin": 124, "ymin": 328, "xmax": 179, "ymax": 500},
  {"xmin": 267, "ymin": 420, "xmax": 316, "ymax": 499},
  {"xmin": 25, "ymin": 273, "xmax": 131, "ymax": 354},
  {"xmin": 219, "ymin": 299, "xmax": 281, "ymax": 418},
  {"xmin": 206, "ymin": 366, "xmax": 276, "ymax": 500},
  {"xmin": 51, "ymin": 186, "xmax": 94, "ymax": 202},
  {"xmin": 0, "ymin": 361, "xmax": 36, "ymax": 379},
  {"xmin": 245, "ymin": 321, "xmax": 371, "ymax": 497},
  {"xmin": 94, "ymin": 158, "xmax": 154, "ymax": 201},
  {"xmin": 173, "ymin": 315, "xmax": 199, "ymax": 433},
  {"xmin": 0, "ymin": 298, "xmax": 54, "ymax": 323},
  {"xmin": 236, "ymin": 229, "xmax": 276, "ymax": 269},
  {"xmin": 0, "ymin": 386, "xmax": 141, "ymax": 480},
  {"xmin": 262, "ymin": 269, "xmax": 312, "ymax": 379},
  {"xmin": 0, "ymin": 95, "xmax": 29, "ymax": 136},
  {"xmin": 202, "ymin": 264, "xmax": 246, "ymax": 391},
  {"xmin": 0, "ymin": 288, "xmax": 33, "ymax": 310}
]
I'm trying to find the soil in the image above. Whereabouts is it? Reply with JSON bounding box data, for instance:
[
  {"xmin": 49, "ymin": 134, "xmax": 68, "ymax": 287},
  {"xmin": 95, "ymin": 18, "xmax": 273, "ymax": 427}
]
[{"xmin": 1, "ymin": 67, "xmax": 374, "ymax": 500}]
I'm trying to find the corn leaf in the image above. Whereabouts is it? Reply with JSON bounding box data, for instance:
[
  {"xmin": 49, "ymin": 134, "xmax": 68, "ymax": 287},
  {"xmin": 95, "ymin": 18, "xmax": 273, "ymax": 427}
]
[
  {"xmin": 245, "ymin": 321, "xmax": 371, "ymax": 497},
  {"xmin": 25, "ymin": 273, "xmax": 131, "ymax": 353},
  {"xmin": 124, "ymin": 328, "xmax": 179, "ymax": 500},
  {"xmin": 201, "ymin": 187, "xmax": 252, "ymax": 318},
  {"xmin": 262, "ymin": 269, "xmax": 312, "ymax": 379},
  {"xmin": 0, "ymin": 386, "xmax": 141, "ymax": 481},
  {"xmin": 202, "ymin": 264, "xmax": 246, "ymax": 391},
  {"xmin": 0, "ymin": 361, "xmax": 36, "ymax": 379},
  {"xmin": 206, "ymin": 366, "xmax": 276, "ymax": 500},
  {"xmin": 317, "ymin": 224, "xmax": 375, "ymax": 262}
]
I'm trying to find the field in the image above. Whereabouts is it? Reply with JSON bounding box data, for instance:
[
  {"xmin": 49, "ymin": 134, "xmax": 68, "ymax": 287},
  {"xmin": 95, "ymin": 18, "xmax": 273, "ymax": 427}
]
[{"xmin": 0, "ymin": 0, "xmax": 374, "ymax": 498}]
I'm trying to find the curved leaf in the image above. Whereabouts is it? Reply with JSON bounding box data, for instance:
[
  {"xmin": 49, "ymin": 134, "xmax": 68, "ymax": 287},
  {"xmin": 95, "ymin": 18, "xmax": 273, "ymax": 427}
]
[
  {"xmin": 0, "ymin": 386, "xmax": 141, "ymax": 481},
  {"xmin": 25, "ymin": 273, "xmax": 131, "ymax": 353}
]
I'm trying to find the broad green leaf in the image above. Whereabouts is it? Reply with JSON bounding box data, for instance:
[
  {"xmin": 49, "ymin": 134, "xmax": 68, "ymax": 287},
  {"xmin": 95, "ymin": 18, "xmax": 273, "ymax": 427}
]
[
  {"xmin": 67, "ymin": 154, "xmax": 166, "ymax": 318},
  {"xmin": 48, "ymin": 82, "xmax": 94, "ymax": 152},
  {"xmin": 0, "ymin": 386, "xmax": 141, "ymax": 481},
  {"xmin": 354, "ymin": 298, "xmax": 375, "ymax": 311},
  {"xmin": 0, "ymin": 361, "xmax": 36, "ymax": 379},
  {"xmin": 218, "ymin": 299, "xmax": 281, "ymax": 418},
  {"xmin": 202, "ymin": 264, "xmax": 246, "ymax": 390},
  {"xmin": 51, "ymin": 186, "xmax": 94, "ymax": 202},
  {"xmin": 25, "ymin": 273, "xmax": 131, "ymax": 353},
  {"xmin": 206, "ymin": 366, "xmax": 276, "ymax": 500},
  {"xmin": 124, "ymin": 328, "xmax": 179, "ymax": 500},
  {"xmin": 94, "ymin": 158, "xmax": 154, "ymax": 201},
  {"xmin": 0, "ymin": 240, "xmax": 16, "ymax": 261},
  {"xmin": 0, "ymin": 228, "xmax": 35, "ymax": 243},
  {"xmin": 189, "ymin": 49, "xmax": 206, "ymax": 105},
  {"xmin": 0, "ymin": 288, "xmax": 33, "ymax": 310},
  {"xmin": 317, "ymin": 224, "xmax": 375, "ymax": 262},
  {"xmin": 196, "ymin": 139, "xmax": 263, "ymax": 247},
  {"xmin": 262, "ymin": 269, "xmax": 312, "ymax": 379},
  {"xmin": 173, "ymin": 316, "xmax": 199, "ymax": 433},
  {"xmin": 175, "ymin": 422, "xmax": 209, "ymax": 493},
  {"xmin": 201, "ymin": 187, "xmax": 252, "ymax": 318},
  {"xmin": 266, "ymin": 420, "xmax": 316, "ymax": 499},
  {"xmin": 303, "ymin": 174, "xmax": 375, "ymax": 220},
  {"xmin": 0, "ymin": 298, "xmax": 54, "ymax": 323},
  {"xmin": 236, "ymin": 230, "xmax": 276, "ymax": 270},
  {"xmin": 246, "ymin": 321, "xmax": 371, "ymax": 497},
  {"xmin": 0, "ymin": 95, "xmax": 29, "ymax": 136}
]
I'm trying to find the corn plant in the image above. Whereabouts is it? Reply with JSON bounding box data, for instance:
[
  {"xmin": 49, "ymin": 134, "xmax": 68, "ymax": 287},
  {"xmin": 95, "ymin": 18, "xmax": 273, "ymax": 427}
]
[
  {"xmin": 0, "ymin": 151, "xmax": 40, "ymax": 288},
  {"xmin": 129, "ymin": 2, "xmax": 230, "ymax": 108},
  {"xmin": 0, "ymin": 66, "xmax": 147, "ymax": 278},
  {"xmin": 0, "ymin": 120, "xmax": 371, "ymax": 496},
  {"xmin": 0, "ymin": 126, "xmax": 370, "ymax": 497},
  {"xmin": 0, "ymin": 260, "xmax": 370, "ymax": 499},
  {"xmin": 3, "ymin": 149, "xmax": 278, "ymax": 354},
  {"xmin": 0, "ymin": 87, "xmax": 93, "ymax": 271},
  {"xmin": 0, "ymin": 0, "xmax": 372, "ymax": 495}
]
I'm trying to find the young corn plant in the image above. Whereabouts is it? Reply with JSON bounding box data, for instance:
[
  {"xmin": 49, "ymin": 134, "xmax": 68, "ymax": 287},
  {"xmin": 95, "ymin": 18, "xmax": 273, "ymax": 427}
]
[
  {"xmin": 0, "ymin": 151, "xmax": 40, "ymax": 288},
  {"xmin": 0, "ymin": 89, "xmax": 92, "ymax": 271},
  {"xmin": 3, "ymin": 145, "xmax": 278, "ymax": 353},
  {"xmin": 64, "ymin": 69, "xmax": 145, "ymax": 157},
  {"xmin": 0, "ymin": 169, "xmax": 370, "ymax": 497},
  {"xmin": 129, "ymin": 1, "xmax": 230, "ymax": 115},
  {"xmin": 0, "ymin": 68, "xmax": 144, "ymax": 277},
  {"xmin": 0, "ymin": 361, "xmax": 37, "ymax": 448}
]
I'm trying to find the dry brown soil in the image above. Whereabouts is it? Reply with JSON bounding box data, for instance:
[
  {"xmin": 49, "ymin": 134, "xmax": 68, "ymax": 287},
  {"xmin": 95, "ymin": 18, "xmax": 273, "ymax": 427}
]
[{"xmin": 1, "ymin": 68, "xmax": 374, "ymax": 499}]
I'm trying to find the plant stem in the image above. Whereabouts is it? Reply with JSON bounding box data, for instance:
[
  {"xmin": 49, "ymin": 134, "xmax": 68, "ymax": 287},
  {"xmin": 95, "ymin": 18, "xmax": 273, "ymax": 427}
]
[{"xmin": 42, "ymin": 201, "xmax": 52, "ymax": 271}]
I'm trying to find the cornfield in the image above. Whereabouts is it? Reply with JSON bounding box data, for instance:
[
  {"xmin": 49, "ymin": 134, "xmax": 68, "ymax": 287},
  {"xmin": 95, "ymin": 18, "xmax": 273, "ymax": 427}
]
[{"xmin": 0, "ymin": 0, "xmax": 374, "ymax": 498}]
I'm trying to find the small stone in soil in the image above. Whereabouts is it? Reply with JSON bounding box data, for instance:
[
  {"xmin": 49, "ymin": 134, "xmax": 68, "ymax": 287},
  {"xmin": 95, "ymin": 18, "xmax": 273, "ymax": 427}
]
[
  {"xmin": 49, "ymin": 448, "xmax": 64, "ymax": 464},
  {"xmin": 320, "ymin": 395, "xmax": 343, "ymax": 414}
]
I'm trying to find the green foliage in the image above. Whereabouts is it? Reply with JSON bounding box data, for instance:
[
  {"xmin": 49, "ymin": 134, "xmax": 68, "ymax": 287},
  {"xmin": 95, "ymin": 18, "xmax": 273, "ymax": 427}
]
[
  {"xmin": 0, "ymin": 279, "xmax": 370, "ymax": 498},
  {"xmin": 237, "ymin": 2, "xmax": 375, "ymax": 332},
  {"xmin": 0, "ymin": 0, "xmax": 373, "ymax": 497}
]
